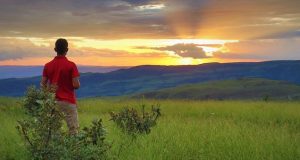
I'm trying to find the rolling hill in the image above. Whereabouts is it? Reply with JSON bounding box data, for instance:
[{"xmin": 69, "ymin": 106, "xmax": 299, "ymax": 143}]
[
  {"xmin": 0, "ymin": 66, "xmax": 127, "ymax": 79},
  {"xmin": 133, "ymin": 78, "xmax": 300, "ymax": 100},
  {"xmin": 1, "ymin": 60, "xmax": 300, "ymax": 97}
]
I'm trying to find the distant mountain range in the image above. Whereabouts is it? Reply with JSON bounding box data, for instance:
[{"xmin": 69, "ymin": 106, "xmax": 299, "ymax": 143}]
[
  {"xmin": 0, "ymin": 66, "xmax": 127, "ymax": 79},
  {"xmin": 0, "ymin": 60, "xmax": 300, "ymax": 98},
  {"xmin": 133, "ymin": 78, "xmax": 300, "ymax": 100}
]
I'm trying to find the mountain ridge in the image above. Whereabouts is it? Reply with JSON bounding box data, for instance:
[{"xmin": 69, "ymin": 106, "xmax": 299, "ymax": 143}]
[
  {"xmin": 0, "ymin": 60, "xmax": 300, "ymax": 97},
  {"xmin": 0, "ymin": 66, "xmax": 128, "ymax": 79}
]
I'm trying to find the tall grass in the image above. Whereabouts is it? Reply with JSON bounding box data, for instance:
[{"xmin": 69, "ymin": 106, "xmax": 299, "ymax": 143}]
[{"xmin": 0, "ymin": 97, "xmax": 299, "ymax": 159}]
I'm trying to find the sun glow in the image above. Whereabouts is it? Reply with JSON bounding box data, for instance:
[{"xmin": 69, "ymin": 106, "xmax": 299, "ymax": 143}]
[
  {"xmin": 0, "ymin": 37, "xmax": 239, "ymax": 66},
  {"xmin": 178, "ymin": 58, "xmax": 203, "ymax": 65},
  {"xmin": 179, "ymin": 58, "xmax": 193, "ymax": 65},
  {"xmin": 71, "ymin": 38, "xmax": 237, "ymax": 53}
]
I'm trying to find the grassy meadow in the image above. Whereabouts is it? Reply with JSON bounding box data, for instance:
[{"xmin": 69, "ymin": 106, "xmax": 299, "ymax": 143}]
[{"xmin": 0, "ymin": 97, "xmax": 299, "ymax": 160}]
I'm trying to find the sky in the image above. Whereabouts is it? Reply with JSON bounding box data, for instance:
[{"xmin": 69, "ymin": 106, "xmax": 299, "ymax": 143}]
[{"xmin": 0, "ymin": 0, "xmax": 299, "ymax": 66}]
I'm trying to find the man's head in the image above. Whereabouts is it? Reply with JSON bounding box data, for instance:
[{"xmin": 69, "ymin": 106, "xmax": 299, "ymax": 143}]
[{"xmin": 55, "ymin": 38, "xmax": 68, "ymax": 55}]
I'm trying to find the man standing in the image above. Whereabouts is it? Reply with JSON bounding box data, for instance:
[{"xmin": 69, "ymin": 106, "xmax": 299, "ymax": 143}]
[{"xmin": 41, "ymin": 38, "xmax": 80, "ymax": 135}]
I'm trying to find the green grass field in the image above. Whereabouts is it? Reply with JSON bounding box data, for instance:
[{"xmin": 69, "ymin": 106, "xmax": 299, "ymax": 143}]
[
  {"xmin": 0, "ymin": 97, "xmax": 299, "ymax": 160},
  {"xmin": 136, "ymin": 78, "xmax": 300, "ymax": 100}
]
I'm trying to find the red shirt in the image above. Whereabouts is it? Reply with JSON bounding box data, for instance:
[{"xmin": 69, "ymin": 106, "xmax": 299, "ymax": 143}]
[{"xmin": 43, "ymin": 56, "xmax": 80, "ymax": 104}]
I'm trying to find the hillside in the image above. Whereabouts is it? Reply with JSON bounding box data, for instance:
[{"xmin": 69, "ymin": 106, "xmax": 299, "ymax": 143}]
[
  {"xmin": 0, "ymin": 66, "xmax": 126, "ymax": 79},
  {"xmin": 1, "ymin": 60, "xmax": 300, "ymax": 97},
  {"xmin": 134, "ymin": 78, "xmax": 300, "ymax": 100}
]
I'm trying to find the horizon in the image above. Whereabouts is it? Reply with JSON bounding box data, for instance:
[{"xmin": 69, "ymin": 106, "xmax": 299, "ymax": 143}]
[
  {"xmin": 0, "ymin": 0, "xmax": 300, "ymax": 66},
  {"xmin": 0, "ymin": 59, "xmax": 298, "ymax": 67}
]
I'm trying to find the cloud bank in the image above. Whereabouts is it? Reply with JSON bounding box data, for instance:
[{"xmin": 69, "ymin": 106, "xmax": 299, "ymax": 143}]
[
  {"xmin": 0, "ymin": 0, "xmax": 299, "ymax": 39},
  {"xmin": 0, "ymin": 0, "xmax": 300, "ymax": 64},
  {"xmin": 151, "ymin": 43, "xmax": 209, "ymax": 59}
]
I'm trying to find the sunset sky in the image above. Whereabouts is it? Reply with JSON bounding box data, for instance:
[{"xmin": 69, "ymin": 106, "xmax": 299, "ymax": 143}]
[{"xmin": 0, "ymin": 0, "xmax": 300, "ymax": 66}]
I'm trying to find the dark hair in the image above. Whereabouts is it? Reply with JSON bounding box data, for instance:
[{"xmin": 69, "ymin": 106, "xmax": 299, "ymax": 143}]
[{"xmin": 55, "ymin": 38, "xmax": 68, "ymax": 55}]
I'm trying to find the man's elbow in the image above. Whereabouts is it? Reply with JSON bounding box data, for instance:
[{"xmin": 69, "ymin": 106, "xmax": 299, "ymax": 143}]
[
  {"xmin": 73, "ymin": 83, "xmax": 80, "ymax": 89},
  {"xmin": 74, "ymin": 85, "xmax": 80, "ymax": 90},
  {"xmin": 72, "ymin": 77, "xmax": 80, "ymax": 89}
]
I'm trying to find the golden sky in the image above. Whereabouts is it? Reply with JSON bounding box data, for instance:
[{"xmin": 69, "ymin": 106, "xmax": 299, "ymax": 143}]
[{"xmin": 0, "ymin": 0, "xmax": 299, "ymax": 66}]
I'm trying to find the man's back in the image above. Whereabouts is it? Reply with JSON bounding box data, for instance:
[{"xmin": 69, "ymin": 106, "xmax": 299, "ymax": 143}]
[
  {"xmin": 41, "ymin": 38, "xmax": 80, "ymax": 135},
  {"xmin": 43, "ymin": 55, "xmax": 79, "ymax": 104}
]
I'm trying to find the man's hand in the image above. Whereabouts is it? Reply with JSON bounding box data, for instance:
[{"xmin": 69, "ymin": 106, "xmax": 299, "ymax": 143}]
[
  {"xmin": 40, "ymin": 76, "xmax": 48, "ymax": 87},
  {"xmin": 72, "ymin": 77, "xmax": 80, "ymax": 89}
]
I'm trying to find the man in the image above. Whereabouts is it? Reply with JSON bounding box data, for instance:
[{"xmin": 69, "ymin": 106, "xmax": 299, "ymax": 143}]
[{"xmin": 41, "ymin": 38, "xmax": 80, "ymax": 135}]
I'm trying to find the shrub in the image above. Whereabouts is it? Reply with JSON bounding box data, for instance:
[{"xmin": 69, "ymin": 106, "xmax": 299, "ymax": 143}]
[
  {"xmin": 60, "ymin": 119, "xmax": 111, "ymax": 160},
  {"xmin": 16, "ymin": 86, "xmax": 110, "ymax": 160},
  {"xmin": 263, "ymin": 95, "xmax": 270, "ymax": 102},
  {"xmin": 110, "ymin": 104, "xmax": 161, "ymax": 136},
  {"xmin": 17, "ymin": 86, "xmax": 161, "ymax": 159},
  {"xmin": 16, "ymin": 86, "xmax": 64, "ymax": 159}
]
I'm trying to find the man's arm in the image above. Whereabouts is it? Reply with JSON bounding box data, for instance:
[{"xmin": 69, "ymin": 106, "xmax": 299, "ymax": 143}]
[
  {"xmin": 40, "ymin": 76, "xmax": 48, "ymax": 87},
  {"xmin": 41, "ymin": 64, "xmax": 48, "ymax": 87},
  {"xmin": 72, "ymin": 77, "xmax": 80, "ymax": 89}
]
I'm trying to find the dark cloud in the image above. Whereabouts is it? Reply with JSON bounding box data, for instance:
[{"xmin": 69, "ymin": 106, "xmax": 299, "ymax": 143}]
[
  {"xmin": 0, "ymin": 0, "xmax": 299, "ymax": 39},
  {"xmin": 152, "ymin": 43, "xmax": 209, "ymax": 59},
  {"xmin": 214, "ymin": 39, "xmax": 300, "ymax": 60},
  {"xmin": 259, "ymin": 30, "xmax": 300, "ymax": 39},
  {"xmin": 0, "ymin": 38, "xmax": 61, "ymax": 60},
  {"xmin": 0, "ymin": 0, "xmax": 167, "ymax": 39},
  {"xmin": 122, "ymin": 0, "xmax": 157, "ymax": 5},
  {"xmin": 0, "ymin": 38, "xmax": 169, "ymax": 61}
]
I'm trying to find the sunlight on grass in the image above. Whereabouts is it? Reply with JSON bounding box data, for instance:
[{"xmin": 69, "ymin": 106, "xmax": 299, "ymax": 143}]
[{"xmin": 0, "ymin": 98, "xmax": 299, "ymax": 160}]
